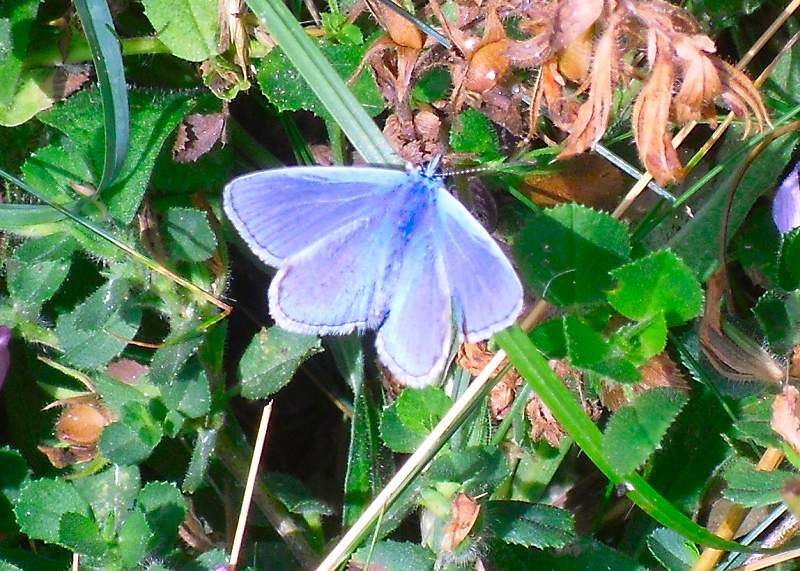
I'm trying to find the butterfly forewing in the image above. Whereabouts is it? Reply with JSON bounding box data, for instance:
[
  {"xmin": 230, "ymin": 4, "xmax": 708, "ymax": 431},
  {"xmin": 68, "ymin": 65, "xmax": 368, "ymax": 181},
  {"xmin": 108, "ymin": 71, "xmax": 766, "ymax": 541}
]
[
  {"xmin": 223, "ymin": 167, "xmax": 409, "ymax": 266},
  {"xmin": 436, "ymin": 190, "xmax": 523, "ymax": 341}
]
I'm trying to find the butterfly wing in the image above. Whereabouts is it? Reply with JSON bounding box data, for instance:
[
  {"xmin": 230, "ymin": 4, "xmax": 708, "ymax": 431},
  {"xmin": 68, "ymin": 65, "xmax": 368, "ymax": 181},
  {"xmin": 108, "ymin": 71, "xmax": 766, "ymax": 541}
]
[
  {"xmin": 375, "ymin": 205, "xmax": 454, "ymax": 387},
  {"xmin": 223, "ymin": 166, "xmax": 409, "ymax": 266},
  {"xmin": 436, "ymin": 190, "xmax": 523, "ymax": 341},
  {"xmin": 269, "ymin": 209, "xmax": 401, "ymax": 336}
]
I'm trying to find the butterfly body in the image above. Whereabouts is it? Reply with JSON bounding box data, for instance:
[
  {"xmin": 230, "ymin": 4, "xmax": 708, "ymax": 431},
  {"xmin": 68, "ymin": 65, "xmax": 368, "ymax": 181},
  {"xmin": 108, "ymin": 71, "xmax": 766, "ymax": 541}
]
[{"xmin": 224, "ymin": 163, "xmax": 522, "ymax": 386}]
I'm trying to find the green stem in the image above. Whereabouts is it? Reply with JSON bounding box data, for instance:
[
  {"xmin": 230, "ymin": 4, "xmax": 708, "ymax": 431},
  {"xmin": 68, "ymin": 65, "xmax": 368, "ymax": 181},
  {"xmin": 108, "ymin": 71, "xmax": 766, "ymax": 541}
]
[{"xmin": 24, "ymin": 36, "xmax": 170, "ymax": 69}]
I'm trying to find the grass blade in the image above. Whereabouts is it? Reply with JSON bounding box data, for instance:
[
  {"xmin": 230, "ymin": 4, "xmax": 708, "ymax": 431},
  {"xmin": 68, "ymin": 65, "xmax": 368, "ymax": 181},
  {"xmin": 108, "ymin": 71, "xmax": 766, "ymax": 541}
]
[
  {"xmin": 494, "ymin": 325, "xmax": 765, "ymax": 554},
  {"xmin": 245, "ymin": 0, "xmax": 399, "ymax": 166},
  {"xmin": 73, "ymin": 0, "xmax": 130, "ymax": 190}
]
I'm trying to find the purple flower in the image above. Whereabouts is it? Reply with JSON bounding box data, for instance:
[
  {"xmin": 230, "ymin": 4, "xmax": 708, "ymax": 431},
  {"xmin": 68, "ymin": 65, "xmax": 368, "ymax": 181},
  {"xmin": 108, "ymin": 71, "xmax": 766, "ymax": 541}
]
[
  {"xmin": 772, "ymin": 162, "xmax": 800, "ymax": 235},
  {"xmin": 0, "ymin": 326, "xmax": 10, "ymax": 391}
]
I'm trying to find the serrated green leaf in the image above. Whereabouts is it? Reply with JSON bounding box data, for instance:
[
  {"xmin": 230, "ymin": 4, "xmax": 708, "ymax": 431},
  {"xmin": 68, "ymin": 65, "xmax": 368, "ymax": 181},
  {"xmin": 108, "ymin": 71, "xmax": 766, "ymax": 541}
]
[
  {"xmin": 483, "ymin": 501, "xmax": 574, "ymax": 548},
  {"xmin": 21, "ymin": 140, "xmax": 96, "ymax": 207},
  {"xmin": 0, "ymin": 0, "xmax": 40, "ymax": 107},
  {"xmin": 72, "ymin": 465, "xmax": 141, "ymax": 529},
  {"xmin": 350, "ymin": 540, "xmax": 435, "ymax": 570},
  {"xmin": 135, "ymin": 481, "xmax": 186, "ymax": 549},
  {"xmin": 450, "ymin": 108, "xmax": 500, "ymax": 159},
  {"xmin": 754, "ymin": 289, "xmax": 800, "ymax": 355},
  {"xmin": 99, "ymin": 402, "xmax": 163, "ymax": 465},
  {"xmin": 396, "ymin": 387, "xmax": 453, "ymax": 435},
  {"xmin": 490, "ymin": 537, "xmax": 646, "ymax": 571},
  {"xmin": 780, "ymin": 228, "xmax": 800, "ymax": 289},
  {"xmin": 514, "ymin": 204, "xmax": 631, "ymax": 307},
  {"xmin": 142, "ymin": 0, "xmax": 220, "ymax": 62},
  {"xmin": 58, "ymin": 512, "xmax": 106, "ymax": 558},
  {"xmin": 93, "ymin": 373, "xmax": 150, "ymax": 415},
  {"xmin": 602, "ymin": 388, "xmax": 688, "ymax": 474},
  {"xmin": 39, "ymin": 89, "xmax": 194, "ymax": 223},
  {"xmin": 160, "ymin": 358, "xmax": 211, "ymax": 419},
  {"xmin": 647, "ymin": 527, "xmax": 699, "ymax": 571},
  {"xmin": 732, "ymin": 396, "xmax": 781, "ymax": 449},
  {"xmin": 256, "ymin": 41, "xmax": 384, "ymax": 120},
  {"xmin": 380, "ymin": 402, "xmax": 423, "ymax": 453},
  {"xmin": 608, "ymin": 250, "xmax": 703, "ymax": 326},
  {"xmin": 723, "ymin": 457, "xmax": 793, "ymax": 507},
  {"xmin": 7, "ymin": 235, "xmax": 73, "ymax": 314},
  {"xmin": 163, "ymin": 207, "xmax": 217, "ymax": 262},
  {"xmin": 15, "ymin": 479, "xmax": 91, "ymax": 544},
  {"xmin": 529, "ymin": 318, "xmax": 568, "ymax": 358},
  {"xmin": 239, "ymin": 326, "xmax": 322, "ymax": 400},
  {"xmin": 55, "ymin": 281, "xmax": 141, "ymax": 370},
  {"xmin": 564, "ymin": 316, "xmax": 640, "ymax": 382},
  {"xmin": 117, "ymin": 509, "xmax": 152, "ymax": 568}
]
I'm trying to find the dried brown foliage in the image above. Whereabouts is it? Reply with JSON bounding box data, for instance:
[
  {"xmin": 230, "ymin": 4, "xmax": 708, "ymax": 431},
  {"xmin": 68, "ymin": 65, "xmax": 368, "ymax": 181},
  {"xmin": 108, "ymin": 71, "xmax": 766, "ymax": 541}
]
[{"xmin": 354, "ymin": 0, "xmax": 767, "ymax": 184}]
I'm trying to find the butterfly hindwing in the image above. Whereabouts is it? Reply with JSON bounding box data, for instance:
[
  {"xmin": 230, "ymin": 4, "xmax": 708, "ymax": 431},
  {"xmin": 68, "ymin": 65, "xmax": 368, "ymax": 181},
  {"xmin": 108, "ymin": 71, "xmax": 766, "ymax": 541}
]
[
  {"xmin": 223, "ymin": 167, "xmax": 409, "ymax": 266},
  {"xmin": 376, "ymin": 202, "xmax": 454, "ymax": 386},
  {"xmin": 436, "ymin": 190, "xmax": 523, "ymax": 341}
]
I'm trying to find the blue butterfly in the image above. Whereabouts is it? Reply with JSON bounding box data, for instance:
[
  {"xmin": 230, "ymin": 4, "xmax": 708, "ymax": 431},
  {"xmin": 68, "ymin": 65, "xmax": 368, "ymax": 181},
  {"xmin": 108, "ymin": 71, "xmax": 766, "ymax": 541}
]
[{"xmin": 223, "ymin": 159, "xmax": 523, "ymax": 387}]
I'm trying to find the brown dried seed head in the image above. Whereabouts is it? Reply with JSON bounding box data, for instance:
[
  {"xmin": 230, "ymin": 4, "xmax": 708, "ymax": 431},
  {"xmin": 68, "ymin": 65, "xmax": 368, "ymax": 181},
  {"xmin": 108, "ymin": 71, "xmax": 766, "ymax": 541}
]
[
  {"xmin": 381, "ymin": 4, "xmax": 424, "ymax": 49},
  {"xmin": 56, "ymin": 403, "xmax": 110, "ymax": 446},
  {"xmin": 464, "ymin": 40, "xmax": 510, "ymax": 92}
]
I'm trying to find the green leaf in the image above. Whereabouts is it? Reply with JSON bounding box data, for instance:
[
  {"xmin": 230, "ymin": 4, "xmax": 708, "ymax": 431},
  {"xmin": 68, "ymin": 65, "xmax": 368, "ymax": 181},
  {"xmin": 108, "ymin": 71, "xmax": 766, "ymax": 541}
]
[
  {"xmin": 21, "ymin": 140, "xmax": 95, "ymax": 207},
  {"xmin": 647, "ymin": 527, "xmax": 699, "ymax": 571},
  {"xmin": 491, "ymin": 537, "xmax": 646, "ymax": 570},
  {"xmin": 380, "ymin": 402, "xmax": 424, "ymax": 453},
  {"xmin": 396, "ymin": 387, "xmax": 453, "ymax": 435},
  {"xmin": 7, "ymin": 235, "xmax": 74, "ymax": 314},
  {"xmin": 411, "ymin": 67, "xmax": 451, "ymax": 105},
  {"xmin": 529, "ymin": 318, "xmax": 568, "ymax": 358},
  {"xmin": 0, "ymin": 69, "xmax": 57, "ymax": 127},
  {"xmin": 320, "ymin": 12, "xmax": 363, "ymax": 45},
  {"xmin": 39, "ymin": 89, "xmax": 194, "ymax": 223},
  {"xmin": 0, "ymin": 204, "xmax": 66, "ymax": 238},
  {"xmin": 425, "ymin": 447, "xmax": 509, "ymax": 496},
  {"xmin": 135, "ymin": 482, "xmax": 186, "ymax": 549},
  {"xmin": 183, "ymin": 427, "xmax": 218, "ymax": 494},
  {"xmin": 350, "ymin": 540, "xmax": 435, "ymax": 570},
  {"xmin": 149, "ymin": 324, "xmax": 203, "ymax": 387},
  {"xmin": 482, "ymin": 501, "xmax": 575, "ymax": 548},
  {"xmin": 732, "ymin": 396, "xmax": 781, "ymax": 449},
  {"xmin": 160, "ymin": 358, "xmax": 211, "ymax": 419},
  {"xmin": 58, "ymin": 512, "xmax": 106, "ymax": 558},
  {"xmin": 72, "ymin": 466, "xmax": 141, "ymax": 529},
  {"xmin": 257, "ymin": 41, "xmax": 384, "ymax": 121},
  {"xmin": 733, "ymin": 203, "xmax": 780, "ymax": 284},
  {"xmin": 239, "ymin": 326, "xmax": 322, "ymax": 400},
  {"xmin": 117, "ymin": 510, "xmax": 152, "ymax": 568},
  {"xmin": 723, "ymin": 457, "xmax": 793, "ymax": 507},
  {"xmin": 610, "ymin": 313, "xmax": 668, "ymax": 366},
  {"xmin": 99, "ymin": 402, "xmax": 164, "ymax": 465},
  {"xmin": 564, "ymin": 316, "xmax": 640, "ymax": 382},
  {"xmin": 602, "ymin": 388, "xmax": 689, "ymax": 475},
  {"xmin": 141, "ymin": 0, "xmax": 220, "ymax": 62},
  {"xmin": 779, "ymin": 228, "xmax": 800, "ymax": 290},
  {"xmin": 753, "ymin": 289, "xmax": 800, "ymax": 355},
  {"xmin": 74, "ymin": 0, "xmax": 129, "ymax": 190},
  {"xmin": 56, "ymin": 281, "xmax": 142, "ymax": 370},
  {"xmin": 0, "ymin": 0, "xmax": 40, "ymax": 107},
  {"xmin": 163, "ymin": 207, "xmax": 217, "ymax": 262},
  {"xmin": 380, "ymin": 387, "xmax": 452, "ymax": 453},
  {"xmin": 514, "ymin": 204, "xmax": 631, "ymax": 306},
  {"xmin": 608, "ymin": 250, "xmax": 703, "ymax": 326},
  {"xmin": 15, "ymin": 479, "xmax": 91, "ymax": 544},
  {"xmin": 265, "ymin": 473, "xmax": 333, "ymax": 516},
  {"xmin": 449, "ymin": 108, "xmax": 500, "ymax": 159},
  {"xmin": 686, "ymin": 0, "xmax": 767, "ymax": 29}
]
